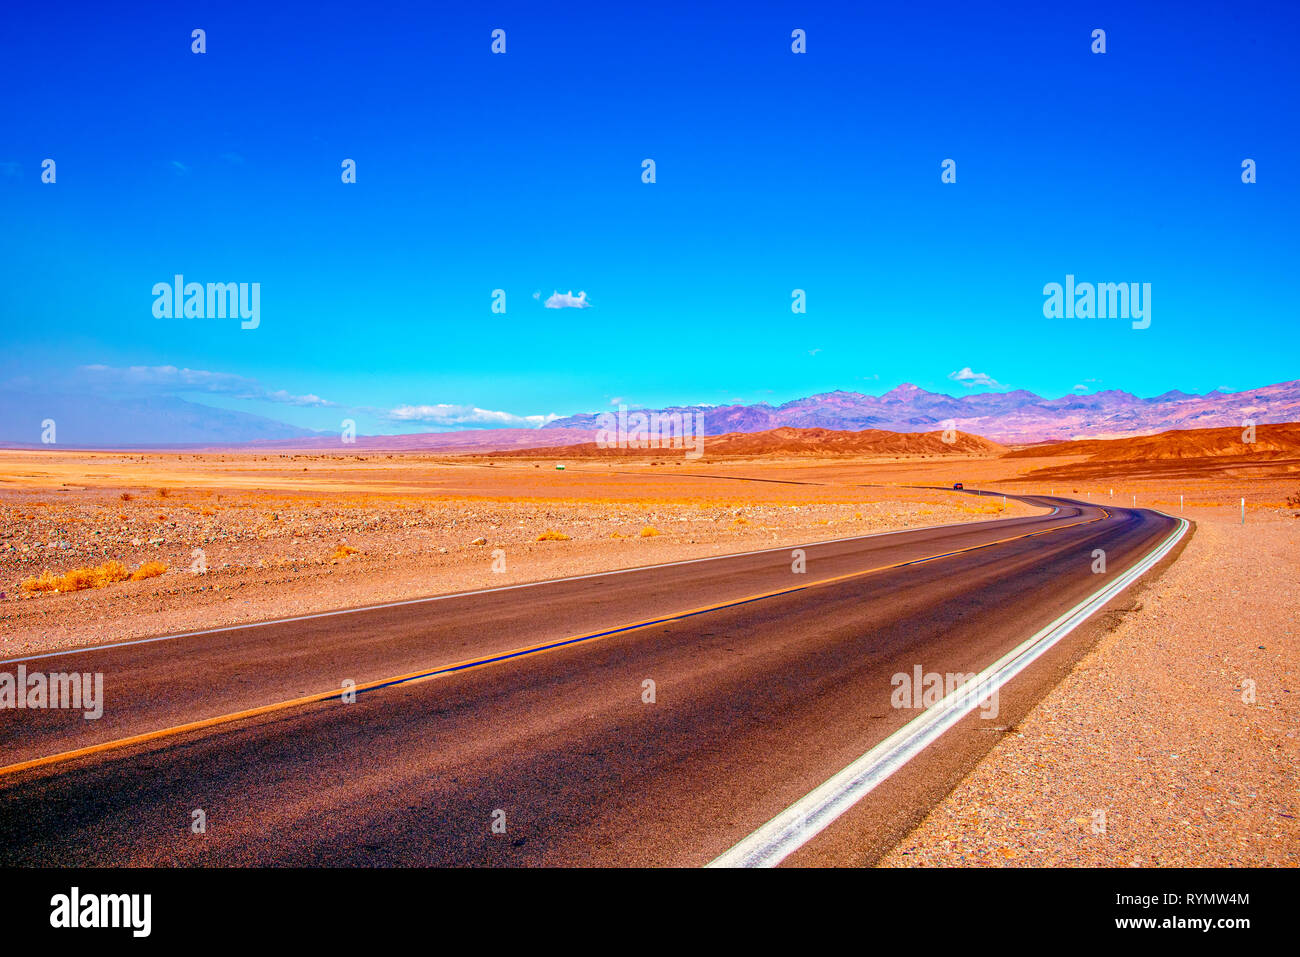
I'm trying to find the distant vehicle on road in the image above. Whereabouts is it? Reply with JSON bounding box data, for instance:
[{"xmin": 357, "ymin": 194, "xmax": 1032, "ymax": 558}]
[{"xmin": 953, "ymin": 482, "xmax": 964, "ymax": 490}]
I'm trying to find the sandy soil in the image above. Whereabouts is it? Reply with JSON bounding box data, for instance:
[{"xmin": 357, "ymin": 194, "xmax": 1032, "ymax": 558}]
[
  {"xmin": 0, "ymin": 451, "xmax": 1033, "ymax": 656},
  {"xmin": 882, "ymin": 503, "xmax": 1299, "ymax": 867}
]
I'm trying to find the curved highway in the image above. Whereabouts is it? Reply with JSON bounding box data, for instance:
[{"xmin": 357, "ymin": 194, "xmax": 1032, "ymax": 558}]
[{"xmin": 0, "ymin": 493, "xmax": 1187, "ymax": 866}]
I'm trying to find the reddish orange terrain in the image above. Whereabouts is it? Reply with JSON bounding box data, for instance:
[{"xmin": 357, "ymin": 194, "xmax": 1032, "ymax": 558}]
[{"xmin": 490, "ymin": 427, "xmax": 1006, "ymax": 458}]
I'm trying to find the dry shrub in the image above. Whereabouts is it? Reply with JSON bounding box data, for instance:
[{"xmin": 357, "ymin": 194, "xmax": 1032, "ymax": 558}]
[
  {"xmin": 120, "ymin": 492, "xmax": 133, "ymax": 502},
  {"xmin": 640, "ymin": 526, "xmax": 660, "ymax": 537},
  {"xmin": 130, "ymin": 561, "xmax": 167, "ymax": 581},
  {"xmin": 20, "ymin": 560, "xmax": 132, "ymax": 594},
  {"xmin": 536, "ymin": 530, "xmax": 571, "ymax": 541},
  {"xmin": 329, "ymin": 544, "xmax": 360, "ymax": 559},
  {"xmin": 156, "ymin": 488, "xmax": 170, "ymax": 498},
  {"xmin": 60, "ymin": 567, "xmax": 105, "ymax": 591},
  {"xmin": 20, "ymin": 570, "xmax": 59, "ymax": 594}
]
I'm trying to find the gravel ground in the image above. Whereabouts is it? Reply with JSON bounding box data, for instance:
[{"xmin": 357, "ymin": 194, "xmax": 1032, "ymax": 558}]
[{"xmin": 881, "ymin": 507, "xmax": 1299, "ymax": 867}]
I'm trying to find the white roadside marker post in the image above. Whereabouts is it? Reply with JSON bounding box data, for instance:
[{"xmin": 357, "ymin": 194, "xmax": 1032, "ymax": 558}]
[
  {"xmin": 1241, "ymin": 498, "xmax": 1245, "ymax": 525},
  {"xmin": 1180, "ymin": 494, "xmax": 1183, "ymax": 513}
]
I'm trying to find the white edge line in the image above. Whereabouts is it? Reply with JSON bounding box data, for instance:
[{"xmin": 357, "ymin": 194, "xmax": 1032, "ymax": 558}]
[
  {"xmin": 706, "ymin": 511, "xmax": 1189, "ymax": 869},
  {"xmin": 1, "ymin": 502, "xmax": 1062, "ymax": 665}
]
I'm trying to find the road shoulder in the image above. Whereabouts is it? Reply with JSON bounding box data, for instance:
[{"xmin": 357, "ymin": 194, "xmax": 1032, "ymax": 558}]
[{"xmin": 881, "ymin": 509, "xmax": 1300, "ymax": 866}]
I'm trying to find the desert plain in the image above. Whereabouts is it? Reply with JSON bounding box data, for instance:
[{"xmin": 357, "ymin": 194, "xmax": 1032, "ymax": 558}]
[{"xmin": 1, "ymin": 424, "xmax": 1297, "ymax": 867}]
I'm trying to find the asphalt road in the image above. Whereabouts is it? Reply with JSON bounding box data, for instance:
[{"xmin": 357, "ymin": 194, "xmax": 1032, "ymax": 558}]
[{"xmin": 0, "ymin": 494, "xmax": 1184, "ymax": 866}]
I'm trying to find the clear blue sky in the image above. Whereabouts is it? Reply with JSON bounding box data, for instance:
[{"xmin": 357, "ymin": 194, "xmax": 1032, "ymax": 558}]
[{"xmin": 2, "ymin": 0, "xmax": 1297, "ymax": 434}]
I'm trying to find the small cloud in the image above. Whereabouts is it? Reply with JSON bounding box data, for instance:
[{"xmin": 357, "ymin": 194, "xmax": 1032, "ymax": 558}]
[
  {"xmin": 808, "ymin": 348, "xmax": 821, "ymax": 356},
  {"xmin": 170, "ymin": 160, "xmax": 189, "ymax": 175},
  {"xmin": 532, "ymin": 290, "xmax": 541, "ymax": 300},
  {"xmin": 386, "ymin": 404, "xmax": 556, "ymax": 428},
  {"xmin": 1072, "ymin": 384, "xmax": 1089, "ymax": 393},
  {"xmin": 947, "ymin": 367, "xmax": 1003, "ymax": 389},
  {"xmin": 544, "ymin": 290, "xmax": 590, "ymax": 309},
  {"xmin": 609, "ymin": 397, "xmax": 625, "ymax": 406},
  {"xmin": 264, "ymin": 389, "xmax": 332, "ymax": 408}
]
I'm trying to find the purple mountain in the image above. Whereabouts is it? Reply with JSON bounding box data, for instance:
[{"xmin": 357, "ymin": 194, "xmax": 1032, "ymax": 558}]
[{"xmin": 544, "ymin": 380, "xmax": 1300, "ymax": 444}]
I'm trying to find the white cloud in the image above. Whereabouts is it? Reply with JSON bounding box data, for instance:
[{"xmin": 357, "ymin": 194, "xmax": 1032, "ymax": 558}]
[
  {"xmin": 386, "ymin": 404, "xmax": 557, "ymax": 428},
  {"xmin": 544, "ymin": 290, "xmax": 590, "ymax": 309},
  {"xmin": 947, "ymin": 367, "xmax": 1004, "ymax": 389},
  {"xmin": 264, "ymin": 389, "xmax": 332, "ymax": 407}
]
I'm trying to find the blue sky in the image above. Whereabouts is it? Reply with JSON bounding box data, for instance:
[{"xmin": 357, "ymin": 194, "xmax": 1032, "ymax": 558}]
[{"xmin": 2, "ymin": 0, "xmax": 1298, "ymax": 435}]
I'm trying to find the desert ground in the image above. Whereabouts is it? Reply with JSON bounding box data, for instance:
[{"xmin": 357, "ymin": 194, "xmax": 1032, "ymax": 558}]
[
  {"xmin": 1, "ymin": 434, "xmax": 1296, "ymax": 868},
  {"xmin": 0, "ymin": 449, "xmax": 1033, "ymax": 655}
]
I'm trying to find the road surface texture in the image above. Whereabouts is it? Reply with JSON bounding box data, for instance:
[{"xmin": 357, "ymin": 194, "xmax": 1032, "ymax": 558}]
[{"xmin": 0, "ymin": 494, "xmax": 1187, "ymax": 866}]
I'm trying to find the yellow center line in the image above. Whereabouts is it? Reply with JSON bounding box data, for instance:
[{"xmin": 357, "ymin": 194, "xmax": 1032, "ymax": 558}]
[{"xmin": 0, "ymin": 507, "xmax": 1109, "ymax": 780}]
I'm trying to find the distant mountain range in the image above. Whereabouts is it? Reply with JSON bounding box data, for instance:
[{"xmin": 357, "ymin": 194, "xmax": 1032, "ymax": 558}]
[
  {"xmin": 4, "ymin": 379, "xmax": 1298, "ymax": 451},
  {"xmin": 544, "ymin": 380, "xmax": 1300, "ymax": 445},
  {"xmin": 0, "ymin": 392, "xmax": 320, "ymax": 449}
]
